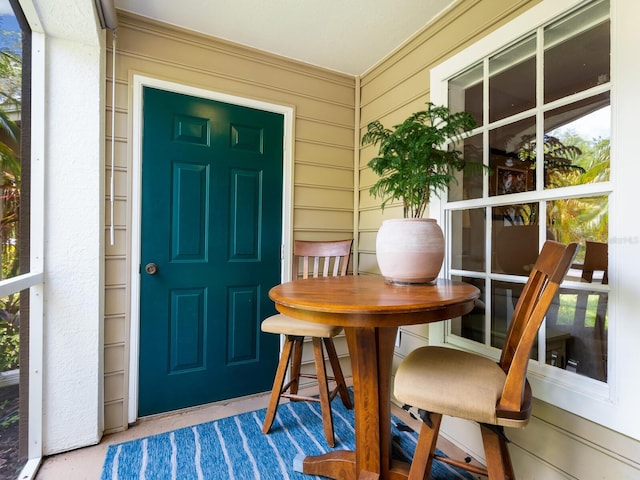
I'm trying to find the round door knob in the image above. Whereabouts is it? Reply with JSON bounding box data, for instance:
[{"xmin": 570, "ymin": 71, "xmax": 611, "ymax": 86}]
[{"xmin": 145, "ymin": 263, "xmax": 158, "ymax": 275}]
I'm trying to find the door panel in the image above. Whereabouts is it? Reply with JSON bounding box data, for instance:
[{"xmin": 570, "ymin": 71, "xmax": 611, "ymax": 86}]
[{"xmin": 138, "ymin": 87, "xmax": 283, "ymax": 416}]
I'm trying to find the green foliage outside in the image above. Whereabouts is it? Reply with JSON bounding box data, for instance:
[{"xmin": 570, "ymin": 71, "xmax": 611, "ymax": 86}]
[
  {"xmin": 0, "ymin": 39, "xmax": 22, "ymax": 372},
  {"xmin": 512, "ymin": 129, "xmax": 610, "ymax": 263},
  {"xmin": 0, "ymin": 294, "xmax": 19, "ymax": 371},
  {"xmin": 546, "ymin": 134, "xmax": 610, "ymax": 256},
  {"xmin": 530, "ymin": 131, "xmax": 611, "ymax": 332}
]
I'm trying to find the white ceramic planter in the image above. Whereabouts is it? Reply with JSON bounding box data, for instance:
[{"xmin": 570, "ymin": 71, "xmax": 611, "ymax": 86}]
[{"xmin": 375, "ymin": 218, "xmax": 444, "ymax": 284}]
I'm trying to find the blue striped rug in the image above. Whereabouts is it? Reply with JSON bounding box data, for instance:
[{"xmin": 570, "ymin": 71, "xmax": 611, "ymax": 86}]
[{"xmin": 101, "ymin": 396, "xmax": 475, "ymax": 480}]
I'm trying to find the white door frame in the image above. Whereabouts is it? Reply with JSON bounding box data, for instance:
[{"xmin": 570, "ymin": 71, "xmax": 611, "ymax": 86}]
[{"xmin": 128, "ymin": 74, "xmax": 294, "ymax": 422}]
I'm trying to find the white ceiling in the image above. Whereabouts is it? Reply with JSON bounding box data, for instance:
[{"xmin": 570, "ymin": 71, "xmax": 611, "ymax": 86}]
[{"xmin": 114, "ymin": 0, "xmax": 455, "ymax": 76}]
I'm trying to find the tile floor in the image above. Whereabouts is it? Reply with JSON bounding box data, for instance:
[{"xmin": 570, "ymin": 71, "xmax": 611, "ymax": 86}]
[{"xmin": 34, "ymin": 384, "xmax": 483, "ymax": 479}]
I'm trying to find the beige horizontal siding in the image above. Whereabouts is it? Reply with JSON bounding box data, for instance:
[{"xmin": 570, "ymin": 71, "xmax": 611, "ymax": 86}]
[
  {"xmin": 294, "ymin": 186, "xmax": 353, "ymax": 210},
  {"xmin": 508, "ymin": 406, "xmax": 640, "ymax": 478}
]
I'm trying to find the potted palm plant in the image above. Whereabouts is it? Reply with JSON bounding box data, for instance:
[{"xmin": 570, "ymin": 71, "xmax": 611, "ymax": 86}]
[{"xmin": 362, "ymin": 102, "xmax": 478, "ymax": 284}]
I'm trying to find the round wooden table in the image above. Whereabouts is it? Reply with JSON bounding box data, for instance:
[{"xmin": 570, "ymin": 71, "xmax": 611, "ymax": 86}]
[{"xmin": 269, "ymin": 275, "xmax": 480, "ymax": 480}]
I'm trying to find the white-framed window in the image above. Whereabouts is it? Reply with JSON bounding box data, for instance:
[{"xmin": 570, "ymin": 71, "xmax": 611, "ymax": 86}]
[{"xmin": 429, "ymin": 0, "xmax": 638, "ymax": 435}]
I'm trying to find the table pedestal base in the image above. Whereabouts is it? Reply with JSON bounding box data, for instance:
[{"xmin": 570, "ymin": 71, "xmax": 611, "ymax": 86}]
[
  {"xmin": 298, "ymin": 325, "xmax": 414, "ymax": 480},
  {"xmin": 299, "ymin": 451, "xmax": 412, "ymax": 480},
  {"xmin": 297, "ymin": 450, "xmax": 356, "ymax": 478}
]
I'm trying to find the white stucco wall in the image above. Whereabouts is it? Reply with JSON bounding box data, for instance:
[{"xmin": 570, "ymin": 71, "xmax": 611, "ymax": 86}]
[{"xmin": 30, "ymin": 0, "xmax": 106, "ymax": 454}]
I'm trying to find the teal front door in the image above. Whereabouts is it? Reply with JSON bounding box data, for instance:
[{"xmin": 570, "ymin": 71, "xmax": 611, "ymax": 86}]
[{"xmin": 138, "ymin": 87, "xmax": 283, "ymax": 416}]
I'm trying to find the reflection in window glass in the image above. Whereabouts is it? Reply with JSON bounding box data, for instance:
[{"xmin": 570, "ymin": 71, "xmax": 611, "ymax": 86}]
[
  {"xmin": 548, "ymin": 199, "xmax": 609, "ymax": 382},
  {"xmin": 449, "ymin": 134, "xmax": 483, "ymax": 202},
  {"xmin": 545, "ymin": 286, "xmax": 608, "ymax": 381},
  {"xmin": 489, "ymin": 117, "xmax": 535, "ymax": 196},
  {"xmin": 491, "ymin": 204, "xmax": 540, "ymax": 275},
  {"xmin": 547, "ymin": 196, "xmax": 608, "ymax": 252},
  {"xmin": 489, "ymin": 35, "xmax": 536, "ymax": 123},
  {"xmin": 451, "ymin": 208, "xmax": 485, "ymax": 272},
  {"xmin": 449, "ymin": 63, "xmax": 483, "ymax": 127},
  {"xmin": 491, "ymin": 280, "xmax": 521, "ymax": 350},
  {"xmin": 490, "ymin": 281, "xmax": 606, "ymax": 378},
  {"xmin": 544, "ymin": 93, "xmax": 610, "ymax": 189},
  {"xmin": 451, "ymin": 276, "xmax": 485, "ymax": 344},
  {"xmin": 544, "ymin": 0, "xmax": 610, "ymax": 104}
]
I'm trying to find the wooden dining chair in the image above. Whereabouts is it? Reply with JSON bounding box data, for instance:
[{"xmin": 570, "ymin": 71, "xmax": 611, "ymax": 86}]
[
  {"xmin": 578, "ymin": 240, "xmax": 608, "ymax": 284},
  {"xmin": 394, "ymin": 240, "xmax": 577, "ymax": 479},
  {"xmin": 261, "ymin": 239, "xmax": 354, "ymax": 447}
]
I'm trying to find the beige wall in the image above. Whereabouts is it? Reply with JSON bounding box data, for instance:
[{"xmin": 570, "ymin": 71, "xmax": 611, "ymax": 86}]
[
  {"xmin": 359, "ymin": 0, "xmax": 639, "ymax": 478},
  {"xmin": 103, "ymin": 11, "xmax": 355, "ymax": 433}
]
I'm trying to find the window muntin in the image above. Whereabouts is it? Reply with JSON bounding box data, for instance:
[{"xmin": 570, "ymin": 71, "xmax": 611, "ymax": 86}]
[{"xmin": 446, "ymin": 0, "xmax": 610, "ymax": 383}]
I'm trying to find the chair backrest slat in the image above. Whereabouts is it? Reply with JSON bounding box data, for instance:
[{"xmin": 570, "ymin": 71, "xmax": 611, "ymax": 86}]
[
  {"xmin": 292, "ymin": 239, "xmax": 353, "ymax": 280},
  {"xmin": 497, "ymin": 241, "xmax": 577, "ymax": 418}
]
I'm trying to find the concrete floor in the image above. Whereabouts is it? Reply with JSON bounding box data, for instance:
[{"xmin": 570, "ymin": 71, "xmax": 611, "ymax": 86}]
[{"xmin": 34, "ymin": 384, "xmax": 483, "ymax": 479}]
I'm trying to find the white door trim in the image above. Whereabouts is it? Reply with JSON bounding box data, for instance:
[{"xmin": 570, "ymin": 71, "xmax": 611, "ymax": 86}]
[{"xmin": 128, "ymin": 74, "xmax": 294, "ymax": 423}]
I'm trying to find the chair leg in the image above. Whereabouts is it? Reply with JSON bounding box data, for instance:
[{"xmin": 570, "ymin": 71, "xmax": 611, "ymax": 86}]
[
  {"xmin": 312, "ymin": 337, "xmax": 335, "ymax": 447},
  {"xmin": 480, "ymin": 424, "xmax": 516, "ymax": 480},
  {"xmin": 323, "ymin": 337, "xmax": 353, "ymax": 409},
  {"xmin": 262, "ymin": 336, "xmax": 295, "ymax": 434},
  {"xmin": 408, "ymin": 412, "xmax": 442, "ymax": 480},
  {"xmin": 288, "ymin": 336, "xmax": 304, "ymax": 396}
]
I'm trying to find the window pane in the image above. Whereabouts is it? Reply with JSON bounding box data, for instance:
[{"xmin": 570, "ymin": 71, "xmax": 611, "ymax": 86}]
[
  {"xmin": 451, "ymin": 208, "xmax": 485, "ymax": 271},
  {"xmin": 489, "ymin": 36, "xmax": 536, "ymax": 123},
  {"xmin": 547, "ymin": 196, "xmax": 608, "ymax": 248},
  {"xmin": 544, "ymin": 93, "xmax": 610, "ymax": 189},
  {"xmin": 545, "ymin": 286, "xmax": 608, "ymax": 381},
  {"xmin": 491, "ymin": 203, "xmax": 541, "ymax": 275},
  {"xmin": 544, "ymin": 0, "xmax": 610, "ymax": 103},
  {"xmin": 451, "ymin": 276, "xmax": 485, "ymax": 343},
  {"xmin": 492, "ymin": 284, "xmax": 581, "ymax": 368},
  {"xmin": 491, "ymin": 280, "xmax": 520, "ymax": 349},
  {"xmin": 449, "ymin": 133, "xmax": 483, "ymax": 201},
  {"xmin": 489, "ymin": 117, "xmax": 535, "ymax": 196},
  {"xmin": 449, "ymin": 62, "xmax": 483, "ymax": 127},
  {"xmin": 546, "ymin": 197, "xmax": 608, "ymax": 382}
]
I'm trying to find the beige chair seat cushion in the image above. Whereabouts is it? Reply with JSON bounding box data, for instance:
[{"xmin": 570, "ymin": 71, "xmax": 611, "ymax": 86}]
[
  {"xmin": 261, "ymin": 314, "xmax": 343, "ymax": 338},
  {"xmin": 394, "ymin": 346, "xmax": 528, "ymax": 428}
]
